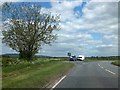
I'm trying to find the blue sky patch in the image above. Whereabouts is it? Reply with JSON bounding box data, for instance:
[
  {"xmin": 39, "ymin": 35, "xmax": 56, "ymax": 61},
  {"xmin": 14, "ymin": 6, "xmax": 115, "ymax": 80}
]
[{"xmin": 90, "ymin": 32, "xmax": 103, "ymax": 40}]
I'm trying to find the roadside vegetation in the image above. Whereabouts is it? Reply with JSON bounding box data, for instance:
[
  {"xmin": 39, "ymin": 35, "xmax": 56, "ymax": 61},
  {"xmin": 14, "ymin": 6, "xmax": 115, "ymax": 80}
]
[
  {"xmin": 2, "ymin": 3, "xmax": 60, "ymax": 61},
  {"xmin": 84, "ymin": 56, "xmax": 119, "ymax": 62},
  {"xmin": 2, "ymin": 2, "xmax": 73, "ymax": 88},
  {"xmin": 111, "ymin": 61, "xmax": 120, "ymax": 67},
  {"xmin": 2, "ymin": 57, "xmax": 74, "ymax": 88}
]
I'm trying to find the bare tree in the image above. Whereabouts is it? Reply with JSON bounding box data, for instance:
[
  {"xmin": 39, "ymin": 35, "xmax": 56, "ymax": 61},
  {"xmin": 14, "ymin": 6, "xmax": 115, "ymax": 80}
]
[{"xmin": 2, "ymin": 2, "xmax": 60, "ymax": 60}]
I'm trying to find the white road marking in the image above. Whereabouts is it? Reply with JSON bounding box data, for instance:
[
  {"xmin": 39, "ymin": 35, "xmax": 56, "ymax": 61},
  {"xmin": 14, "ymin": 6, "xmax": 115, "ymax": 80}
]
[
  {"xmin": 98, "ymin": 63, "xmax": 103, "ymax": 69},
  {"xmin": 105, "ymin": 69, "xmax": 116, "ymax": 75},
  {"xmin": 98, "ymin": 64, "xmax": 100, "ymax": 67},
  {"xmin": 98, "ymin": 63, "xmax": 116, "ymax": 75},
  {"xmin": 51, "ymin": 75, "xmax": 66, "ymax": 89}
]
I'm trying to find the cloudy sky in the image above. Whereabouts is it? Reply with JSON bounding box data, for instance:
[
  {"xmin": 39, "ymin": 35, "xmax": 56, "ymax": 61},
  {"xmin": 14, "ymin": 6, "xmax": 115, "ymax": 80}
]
[{"xmin": 0, "ymin": 0, "xmax": 119, "ymax": 57}]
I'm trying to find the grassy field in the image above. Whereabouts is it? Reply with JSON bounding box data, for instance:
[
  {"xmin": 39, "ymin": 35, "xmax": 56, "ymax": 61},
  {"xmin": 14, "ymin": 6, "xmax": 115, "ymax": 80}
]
[
  {"xmin": 84, "ymin": 59, "xmax": 118, "ymax": 62},
  {"xmin": 111, "ymin": 61, "xmax": 120, "ymax": 67},
  {"xmin": 84, "ymin": 56, "xmax": 119, "ymax": 62},
  {"xmin": 2, "ymin": 58, "xmax": 74, "ymax": 88},
  {"xmin": 84, "ymin": 58, "xmax": 119, "ymax": 62},
  {"xmin": 84, "ymin": 58, "xmax": 120, "ymax": 67}
]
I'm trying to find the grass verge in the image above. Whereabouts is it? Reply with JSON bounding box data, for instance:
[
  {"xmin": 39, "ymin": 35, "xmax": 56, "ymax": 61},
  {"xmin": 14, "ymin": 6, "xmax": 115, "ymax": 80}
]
[
  {"xmin": 111, "ymin": 61, "xmax": 120, "ymax": 67},
  {"xmin": 2, "ymin": 60, "xmax": 74, "ymax": 88},
  {"xmin": 84, "ymin": 59, "xmax": 118, "ymax": 62}
]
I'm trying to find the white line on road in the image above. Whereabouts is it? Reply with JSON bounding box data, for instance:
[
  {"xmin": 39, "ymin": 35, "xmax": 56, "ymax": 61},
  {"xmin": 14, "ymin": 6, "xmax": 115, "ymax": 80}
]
[
  {"xmin": 105, "ymin": 69, "xmax": 116, "ymax": 75},
  {"xmin": 98, "ymin": 63, "xmax": 104, "ymax": 69},
  {"xmin": 51, "ymin": 75, "xmax": 66, "ymax": 89},
  {"xmin": 98, "ymin": 63, "xmax": 116, "ymax": 75},
  {"xmin": 98, "ymin": 64, "xmax": 100, "ymax": 67}
]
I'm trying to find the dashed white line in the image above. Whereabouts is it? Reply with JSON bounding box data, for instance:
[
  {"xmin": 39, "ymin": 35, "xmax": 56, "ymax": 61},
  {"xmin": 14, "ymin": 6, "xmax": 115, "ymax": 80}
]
[
  {"xmin": 105, "ymin": 69, "xmax": 116, "ymax": 75},
  {"xmin": 98, "ymin": 64, "xmax": 100, "ymax": 67},
  {"xmin": 98, "ymin": 63, "xmax": 103, "ymax": 69},
  {"xmin": 98, "ymin": 63, "xmax": 116, "ymax": 75},
  {"xmin": 51, "ymin": 75, "xmax": 66, "ymax": 89}
]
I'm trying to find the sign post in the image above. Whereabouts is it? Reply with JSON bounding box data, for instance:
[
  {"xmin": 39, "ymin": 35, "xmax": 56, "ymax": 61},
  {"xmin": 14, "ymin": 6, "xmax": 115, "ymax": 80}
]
[{"xmin": 67, "ymin": 52, "xmax": 71, "ymax": 61}]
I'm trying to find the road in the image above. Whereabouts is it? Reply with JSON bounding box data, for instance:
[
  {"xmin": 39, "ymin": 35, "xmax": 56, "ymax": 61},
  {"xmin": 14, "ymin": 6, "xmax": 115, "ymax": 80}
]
[{"xmin": 54, "ymin": 61, "xmax": 119, "ymax": 89}]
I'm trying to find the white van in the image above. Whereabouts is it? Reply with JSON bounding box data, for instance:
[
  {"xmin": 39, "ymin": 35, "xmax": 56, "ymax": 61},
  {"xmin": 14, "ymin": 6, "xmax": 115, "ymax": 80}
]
[{"xmin": 77, "ymin": 55, "xmax": 85, "ymax": 61}]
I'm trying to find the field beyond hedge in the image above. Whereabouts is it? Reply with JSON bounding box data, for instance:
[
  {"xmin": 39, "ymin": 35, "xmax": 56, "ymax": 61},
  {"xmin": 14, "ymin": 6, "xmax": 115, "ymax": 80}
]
[{"xmin": 2, "ymin": 58, "xmax": 74, "ymax": 88}]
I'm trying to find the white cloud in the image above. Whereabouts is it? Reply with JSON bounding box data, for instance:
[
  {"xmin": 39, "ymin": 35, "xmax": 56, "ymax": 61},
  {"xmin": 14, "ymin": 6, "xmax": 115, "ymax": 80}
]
[
  {"xmin": 50, "ymin": 0, "xmax": 82, "ymax": 22},
  {"xmin": 103, "ymin": 35, "xmax": 118, "ymax": 41},
  {"xmin": 40, "ymin": 1, "xmax": 118, "ymax": 56},
  {"xmin": 91, "ymin": 0, "xmax": 119, "ymax": 2},
  {"xmin": 76, "ymin": 2, "xmax": 118, "ymax": 34},
  {"xmin": 95, "ymin": 44, "xmax": 118, "ymax": 56},
  {"xmin": 96, "ymin": 44, "xmax": 113, "ymax": 48},
  {"xmin": 1, "ymin": 1, "xmax": 118, "ymax": 56},
  {"xmin": 0, "ymin": 21, "xmax": 2, "ymax": 55}
]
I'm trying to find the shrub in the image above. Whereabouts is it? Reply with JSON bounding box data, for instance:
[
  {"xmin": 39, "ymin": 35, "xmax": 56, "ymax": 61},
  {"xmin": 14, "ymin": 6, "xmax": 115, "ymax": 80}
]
[
  {"xmin": 111, "ymin": 61, "xmax": 120, "ymax": 66},
  {"xmin": 2, "ymin": 57, "xmax": 20, "ymax": 66}
]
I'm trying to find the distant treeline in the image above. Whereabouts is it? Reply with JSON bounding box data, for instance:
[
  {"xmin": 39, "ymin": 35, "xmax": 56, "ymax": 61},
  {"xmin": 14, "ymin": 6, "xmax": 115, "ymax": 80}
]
[
  {"xmin": 85, "ymin": 56, "xmax": 119, "ymax": 60},
  {"xmin": 1, "ymin": 54, "xmax": 119, "ymax": 60}
]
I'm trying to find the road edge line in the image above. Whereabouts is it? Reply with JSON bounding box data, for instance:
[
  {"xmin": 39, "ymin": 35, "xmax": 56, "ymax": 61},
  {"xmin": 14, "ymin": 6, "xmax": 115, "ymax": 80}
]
[{"xmin": 51, "ymin": 75, "xmax": 66, "ymax": 89}]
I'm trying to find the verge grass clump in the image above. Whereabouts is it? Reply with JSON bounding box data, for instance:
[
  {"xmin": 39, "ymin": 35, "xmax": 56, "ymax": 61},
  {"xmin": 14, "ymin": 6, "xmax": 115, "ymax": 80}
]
[
  {"xmin": 2, "ymin": 58, "xmax": 74, "ymax": 88},
  {"xmin": 111, "ymin": 61, "xmax": 120, "ymax": 66}
]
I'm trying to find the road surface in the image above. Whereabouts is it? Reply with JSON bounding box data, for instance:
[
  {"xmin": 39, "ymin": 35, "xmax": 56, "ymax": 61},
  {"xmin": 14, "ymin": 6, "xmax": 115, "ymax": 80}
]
[{"xmin": 54, "ymin": 61, "xmax": 119, "ymax": 89}]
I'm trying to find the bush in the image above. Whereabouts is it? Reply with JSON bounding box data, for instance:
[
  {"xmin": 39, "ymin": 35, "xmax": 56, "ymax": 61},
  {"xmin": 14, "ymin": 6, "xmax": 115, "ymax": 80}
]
[
  {"xmin": 111, "ymin": 61, "xmax": 120, "ymax": 66},
  {"xmin": 2, "ymin": 57, "xmax": 20, "ymax": 66}
]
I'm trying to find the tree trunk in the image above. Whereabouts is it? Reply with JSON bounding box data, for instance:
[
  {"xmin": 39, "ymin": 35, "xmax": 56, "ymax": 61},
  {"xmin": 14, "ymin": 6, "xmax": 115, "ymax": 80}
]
[{"xmin": 19, "ymin": 51, "xmax": 33, "ymax": 61}]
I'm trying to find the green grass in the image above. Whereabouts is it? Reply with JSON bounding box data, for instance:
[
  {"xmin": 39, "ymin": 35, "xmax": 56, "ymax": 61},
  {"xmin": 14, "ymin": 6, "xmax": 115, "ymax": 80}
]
[
  {"xmin": 84, "ymin": 59, "xmax": 119, "ymax": 62},
  {"xmin": 2, "ymin": 59, "xmax": 74, "ymax": 88},
  {"xmin": 111, "ymin": 61, "xmax": 120, "ymax": 67}
]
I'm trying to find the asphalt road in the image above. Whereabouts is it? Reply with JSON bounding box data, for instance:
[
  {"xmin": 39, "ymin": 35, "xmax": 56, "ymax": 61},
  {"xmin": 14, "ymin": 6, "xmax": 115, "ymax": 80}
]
[{"xmin": 54, "ymin": 61, "xmax": 119, "ymax": 89}]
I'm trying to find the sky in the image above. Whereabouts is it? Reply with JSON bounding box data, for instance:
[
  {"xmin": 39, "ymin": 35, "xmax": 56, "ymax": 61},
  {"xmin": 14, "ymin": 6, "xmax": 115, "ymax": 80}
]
[{"xmin": 0, "ymin": 0, "xmax": 119, "ymax": 57}]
